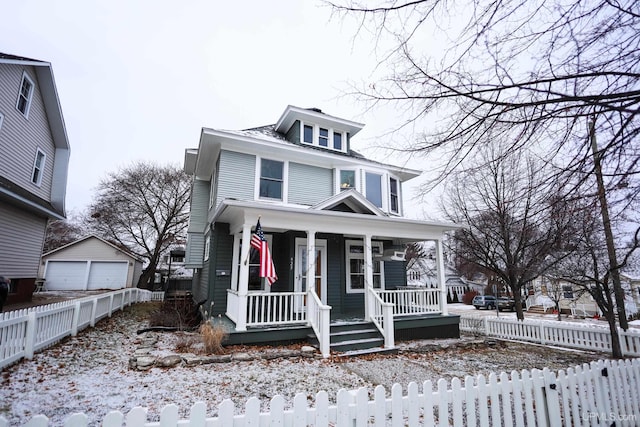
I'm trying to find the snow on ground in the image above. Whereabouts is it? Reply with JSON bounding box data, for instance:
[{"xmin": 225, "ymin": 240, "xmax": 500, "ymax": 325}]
[{"xmin": 0, "ymin": 303, "xmax": 612, "ymax": 426}]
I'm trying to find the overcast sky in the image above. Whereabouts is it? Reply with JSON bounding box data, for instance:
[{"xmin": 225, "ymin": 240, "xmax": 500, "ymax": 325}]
[{"xmin": 2, "ymin": 0, "xmax": 436, "ymax": 219}]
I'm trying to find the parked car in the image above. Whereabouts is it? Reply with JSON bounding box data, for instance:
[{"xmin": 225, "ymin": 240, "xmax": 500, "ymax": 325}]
[
  {"xmin": 497, "ymin": 297, "xmax": 516, "ymax": 311},
  {"xmin": 472, "ymin": 295, "xmax": 497, "ymax": 310}
]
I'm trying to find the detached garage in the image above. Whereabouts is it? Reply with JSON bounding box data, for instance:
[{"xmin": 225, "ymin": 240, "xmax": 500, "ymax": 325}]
[{"xmin": 40, "ymin": 236, "xmax": 143, "ymax": 291}]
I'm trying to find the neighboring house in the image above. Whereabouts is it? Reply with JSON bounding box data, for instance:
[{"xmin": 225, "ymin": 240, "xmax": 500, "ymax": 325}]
[
  {"xmin": 0, "ymin": 53, "xmax": 70, "ymax": 304},
  {"xmin": 183, "ymin": 105, "xmax": 461, "ymax": 355},
  {"xmin": 39, "ymin": 235, "xmax": 143, "ymax": 291},
  {"xmin": 154, "ymin": 244, "xmax": 192, "ymax": 291},
  {"xmin": 406, "ymin": 255, "xmax": 479, "ymax": 300}
]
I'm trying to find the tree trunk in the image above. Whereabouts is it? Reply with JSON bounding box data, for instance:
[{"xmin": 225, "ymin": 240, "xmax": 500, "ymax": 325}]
[
  {"xmin": 589, "ymin": 118, "xmax": 628, "ymax": 330},
  {"xmin": 513, "ymin": 291, "xmax": 525, "ymax": 321},
  {"xmin": 605, "ymin": 310, "xmax": 624, "ymax": 359}
]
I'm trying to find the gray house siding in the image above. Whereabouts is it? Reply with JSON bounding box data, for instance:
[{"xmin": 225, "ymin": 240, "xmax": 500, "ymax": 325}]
[
  {"xmin": 0, "ymin": 64, "xmax": 56, "ymax": 202},
  {"xmin": 285, "ymin": 120, "xmax": 300, "ymax": 144},
  {"xmin": 209, "ymin": 222, "xmax": 233, "ymax": 316},
  {"xmin": 288, "ymin": 162, "xmax": 333, "ymax": 206},
  {"xmin": 184, "ymin": 178, "xmax": 209, "ymax": 268},
  {"xmin": 0, "ymin": 202, "xmax": 47, "ymax": 277},
  {"xmin": 215, "ymin": 150, "xmax": 255, "ymax": 210}
]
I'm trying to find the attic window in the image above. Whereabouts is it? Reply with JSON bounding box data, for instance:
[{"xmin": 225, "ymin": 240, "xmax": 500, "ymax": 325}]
[
  {"xmin": 303, "ymin": 125, "xmax": 313, "ymax": 143},
  {"xmin": 16, "ymin": 72, "xmax": 34, "ymax": 118},
  {"xmin": 31, "ymin": 148, "xmax": 46, "ymax": 186},
  {"xmin": 319, "ymin": 128, "xmax": 329, "ymax": 147}
]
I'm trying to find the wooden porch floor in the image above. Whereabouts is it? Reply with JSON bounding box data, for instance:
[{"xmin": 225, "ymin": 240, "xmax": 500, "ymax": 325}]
[{"xmin": 209, "ymin": 313, "xmax": 460, "ymax": 347}]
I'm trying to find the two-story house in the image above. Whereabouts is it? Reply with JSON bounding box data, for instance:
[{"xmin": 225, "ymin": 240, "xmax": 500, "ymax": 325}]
[
  {"xmin": 183, "ymin": 105, "xmax": 460, "ymax": 356},
  {"xmin": 0, "ymin": 53, "xmax": 70, "ymax": 304}
]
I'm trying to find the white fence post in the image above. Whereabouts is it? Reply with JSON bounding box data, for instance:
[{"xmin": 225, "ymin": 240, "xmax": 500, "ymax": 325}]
[
  {"xmin": 90, "ymin": 299, "xmax": 98, "ymax": 327},
  {"xmin": 484, "ymin": 317, "xmax": 490, "ymax": 335},
  {"xmin": 108, "ymin": 294, "xmax": 114, "ymax": 317},
  {"xmin": 539, "ymin": 323, "xmax": 546, "ymax": 345},
  {"xmin": 24, "ymin": 312, "xmax": 37, "ymax": 360},
  {"xmin": 71, "ymin": 301, "xmax": 82, "ymax": 336}
]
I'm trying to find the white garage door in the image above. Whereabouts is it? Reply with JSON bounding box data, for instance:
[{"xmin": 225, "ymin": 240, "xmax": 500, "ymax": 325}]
[
  {"xmin": 87, "ymin": 262, "xmax": 128, "ymax": 290},
  {"xmin": 45, "ymin": 261, "xmax": 88, "ymax": 290}
]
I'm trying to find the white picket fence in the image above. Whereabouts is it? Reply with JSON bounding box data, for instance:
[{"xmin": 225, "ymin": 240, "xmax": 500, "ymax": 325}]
[
  {"xmin": 0, "ymin": 288, "xmax": 158, "ymax": 370},
  {"xmin": 2, "ymin": 358, "xmax": 638, "ymax": 426},
  {"xmin": 460, "ymin": 314, "xmax": 640, "ymax": 356}
]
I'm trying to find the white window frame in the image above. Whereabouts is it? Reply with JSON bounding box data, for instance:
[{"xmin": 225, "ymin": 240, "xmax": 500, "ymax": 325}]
[
  {"xmin": 203, "ymin": 234, "xmax": 211, "ymax": 261},
  {"xmin": 345, "ymin": 239, "xmax": 384, "ymax": 294},
  {"xmin": 255, "ymin": 157, "xmax": 288, "ymax": 202},
  {"xmin": 299, "ymin": 121, "xmax": 347, "ymax": 153},
  {"xmin": 16, "ymin": 72, "xmax": 35, "ymax": 118},
  {"xmin": 364, "ymin": 171, "xmax": 384, "ymax": 209},
  {"xmin": 389, "ymin": 176, "xmax": 401, "ymax": 215},
  {"xmin": 31, "ymin": 148, "xmax": 46, "ymax": 186},
  {"xmin": 337, "ymin": 168, "xmax": 358, "ymax": 192}
]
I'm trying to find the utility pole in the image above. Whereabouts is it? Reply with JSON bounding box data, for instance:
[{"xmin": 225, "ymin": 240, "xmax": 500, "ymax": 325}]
[{"xmin": 589, "ymin": 117, "xmax": 628, "ymax": 330}]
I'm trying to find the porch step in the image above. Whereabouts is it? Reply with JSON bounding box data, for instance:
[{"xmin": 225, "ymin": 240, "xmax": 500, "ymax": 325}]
[
  {"xmin": 308, "ymin": 321, "xmax": 385, "ymax": 353},
  {"xmin": 526, "ymin": 305, "xmax": 548, "ymax": 314}
]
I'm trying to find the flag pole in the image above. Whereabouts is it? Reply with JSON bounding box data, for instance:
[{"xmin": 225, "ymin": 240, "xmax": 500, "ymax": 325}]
[{"xmin": 243, "ymin": 216, "xmax": 261, "ymax": 266}]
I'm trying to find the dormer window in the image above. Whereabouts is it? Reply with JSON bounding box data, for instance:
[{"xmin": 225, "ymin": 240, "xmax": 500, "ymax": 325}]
[
  {"xmin": 389, "ymin": 178, "xmax": 399, "ymax": 214},
  {"xmin": 303, "ymin": 125, "xmax": 313, "ymax": 143},
  {"xmin": 299, "ymin": 121, "xmax": 347, "ymax": 153}
]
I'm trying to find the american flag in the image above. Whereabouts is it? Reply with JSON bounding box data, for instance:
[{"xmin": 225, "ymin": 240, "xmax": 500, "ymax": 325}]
[{"xmin": 250, "ymin": 219, "xmax": 277, "ymax": 285}]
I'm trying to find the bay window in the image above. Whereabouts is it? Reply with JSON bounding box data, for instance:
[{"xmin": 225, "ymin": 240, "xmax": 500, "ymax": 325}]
[{"xmin": 365, "ymin": 172, "xmax": 383, "ymax": 208}]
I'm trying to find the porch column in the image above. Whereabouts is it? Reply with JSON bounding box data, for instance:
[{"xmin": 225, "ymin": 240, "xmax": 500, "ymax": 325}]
[
  {"xmin": 306, "ymin": 230, "xmax": 316, "ymax": 296},
  {"xmin": 230, "ymin": 233, "xmax": 240, "ymax": 292},
  {"xmin": 364, "ymin": 234, "xmax": 373, "ymax": 321},
  {"xmin": 435, "ymin": 238, "xmax": 448, "ymax": 315},
  {"xmin": 236, "ymin": 222, "xmax": 252, "ymax": 331}
]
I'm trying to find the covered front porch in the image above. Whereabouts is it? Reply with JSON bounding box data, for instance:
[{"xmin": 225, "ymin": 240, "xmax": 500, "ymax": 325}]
[{"xmin": 210, "ymin": 199, "xmax": 460, "ymax": 357}]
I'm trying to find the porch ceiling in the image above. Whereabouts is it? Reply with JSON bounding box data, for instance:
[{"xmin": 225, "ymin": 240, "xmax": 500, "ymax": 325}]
[{"xmin": 213, "ymin": 199, "xmax": 462, "ymax": 241}]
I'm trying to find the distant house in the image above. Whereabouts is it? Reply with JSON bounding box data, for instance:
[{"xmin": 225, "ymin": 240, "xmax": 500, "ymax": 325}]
[
  {"xmin": 154, "ymin": 245, "xmax": 192, "ymax": 292},
  {"xmin": 0, "ymin": 52, "xmax": 70, "ymax": 304},
  {"xmin": 406, "ymin": 255, "xmax": 483, "ymax": 301},
  {"xmin": 39, "ymin": 236, "xmax": 143, "ymax": 291},
  {"xmin": 183, "ymin": 105, "xmax": 461, "ymax": 356}
]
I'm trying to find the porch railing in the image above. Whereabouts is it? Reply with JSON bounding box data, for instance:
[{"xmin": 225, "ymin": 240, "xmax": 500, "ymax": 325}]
[
  {"xmin": 306, "ymin": 289, "xmax": 331, "ymax": 358},
  {"xmin": 246, "ymin": 291, "xmax": 307, "ymax": 327},
  {"xmin": 377, "ymin": 288, "xmax": 441, "ymax": 316},
  {"xmin": 368, "ymin": 287, "xmax": 395, "ymax": 348}
]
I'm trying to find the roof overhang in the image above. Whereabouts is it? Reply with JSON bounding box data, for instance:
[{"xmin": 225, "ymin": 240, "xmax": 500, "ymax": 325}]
[
  {"xmin": 213, "ymin": 199, "xmax": 462, "ymax": 242},
  {"xmin": 312, "ymin": 188, "xmax": 387, "ymax": 217},
  {"xmin": 275, "ymin": 105, "xmax": 365, "ymax": 136},
  {"xmin": 185, "ymin": 127, "xmax": 421, "ymax": 182}
]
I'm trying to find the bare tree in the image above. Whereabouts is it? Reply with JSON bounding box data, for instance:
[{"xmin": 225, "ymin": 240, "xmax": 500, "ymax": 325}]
[
  {"xmin": 43, "ymin": 212, "xmax": 86, "ymax": 253},
  {"xmin": 551, "ymin": 202, "xmax": 640, "ymax": 358},
  {"xmin": 442, "ymin": 145, "xmax": 578, "ymax": 320},
  {"xmin": 86, "ymin": 162, "xmax": 191, "ymax": 288},
  {"xmin": 329, "ymin": 0, "xmax": 640, "ymax": 329}
]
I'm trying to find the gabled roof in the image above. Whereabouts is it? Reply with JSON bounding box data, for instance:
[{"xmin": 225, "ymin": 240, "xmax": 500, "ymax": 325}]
[
  {"xmin": 0, "ymin": 52, "xmax": 70, "ymax": 152},
  {"xmin": 42, "ymin": 235, "xmax": 143, "ymax": 262},
  {"xmin": 311, "ymin": 188, "xmax": 387, "ymax": 217}
]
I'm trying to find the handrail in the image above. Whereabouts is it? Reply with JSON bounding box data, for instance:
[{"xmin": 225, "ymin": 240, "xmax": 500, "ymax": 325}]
[
  {"xmin": 306, "ymin": 289, "xmax": 331, "ymax": 358},
  {"xmin": 368, "ymin": 287, "xmax": 395, "ymax": 349}
]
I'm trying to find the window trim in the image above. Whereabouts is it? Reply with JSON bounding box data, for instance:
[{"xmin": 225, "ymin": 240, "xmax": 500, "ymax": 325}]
[
  {"xmin": 389, "ymin": 176, "xmax": 400, "ymax": 215},
  {"xmin": 256, "ymin": 157, "xmax": 287, "ymax": 202},
  {"xmin": 345, "ymin": 239, "xmax": 384, "ymax": 294},
  {"xmin": 365, "ymin": 171, "xmax": 384, "ymax": 209},
  {"xmin": 338, "ymin": 169, "xmax": 357, "ymax": 192},
  {"xmin": 299, "ymin": 121, "xmax": 347, "ymax": 153},
  {"xmin": 16, "ymin": 72, "xmax": 35, "ymax": 118},
  {"xmin": 31, "ymin": 148, "xmax": 46, "ymax": 187}
]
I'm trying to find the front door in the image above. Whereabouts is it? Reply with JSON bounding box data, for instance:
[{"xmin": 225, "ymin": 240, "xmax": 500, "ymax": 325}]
[{"xmin": 294, "ymin": 238, "xmax": 327, "ymax": 311}]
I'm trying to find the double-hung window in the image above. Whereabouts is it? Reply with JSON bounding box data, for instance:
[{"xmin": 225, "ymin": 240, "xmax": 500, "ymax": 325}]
[
  {"xmin": 16, "ymin": 72, "xmax": 34, "ymax": 118},
  {"xmin": 259, "ymin": 158, "xmax": 284, "ymax": 200},
  {"xmin": 319, "ymin": 128, "xmax": 329, "ymax": 147},
  {"xmin": 346, "ymin": 240, "xmax": 384, "ymax": 293},
  {"xmin": 389, "ymin": 177, "xmax": 399, "ymax": 214},
  {"xmin": 31, "ymin": 149, "xmax": 46, "ymax": 186}
]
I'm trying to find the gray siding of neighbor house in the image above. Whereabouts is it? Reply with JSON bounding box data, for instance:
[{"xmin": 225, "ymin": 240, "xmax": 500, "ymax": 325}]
[
  {"xmin": 0, "ymin": 202, "xmax": 47, "ymax": 278},
  {"xmin": 285, "ymin": 120, "xmax": 300, "ymax": 143},
  {"xmin": 215, "ymin": 150, "xmax": 255, "ymax": 209},
  {"xmin": 192, "ymin": 237, "xmax": 210, "ymax": 303},
  {"xmin": 0, "ymin": 64, "xmax": 56, "ymax": 202},
  {"xmin": 288, "ymin": 162, "xmax": 333, "ymax": 206}
]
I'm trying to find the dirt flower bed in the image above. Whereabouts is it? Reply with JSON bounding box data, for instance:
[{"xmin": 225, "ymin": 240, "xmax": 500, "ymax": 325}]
[{"xmin": 0, "ymin": 303, "xmax": 608, "ymax": 426}]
